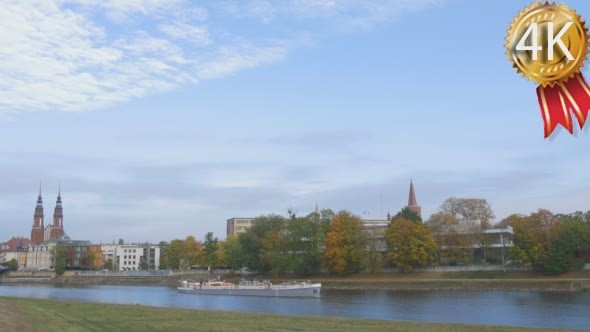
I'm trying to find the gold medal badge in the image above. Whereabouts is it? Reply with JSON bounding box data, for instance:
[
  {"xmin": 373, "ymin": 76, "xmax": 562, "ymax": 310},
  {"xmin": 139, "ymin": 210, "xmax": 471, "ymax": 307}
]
[{"xmin": 506, "ymin": 2, "xmax": 590, "ymax": 138}]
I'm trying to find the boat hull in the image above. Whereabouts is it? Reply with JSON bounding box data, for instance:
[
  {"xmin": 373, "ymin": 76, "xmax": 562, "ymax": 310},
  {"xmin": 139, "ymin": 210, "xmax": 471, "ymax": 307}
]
[{"xmin": 177, "ymin": 284, "xmax": 321, "ymax": 298}]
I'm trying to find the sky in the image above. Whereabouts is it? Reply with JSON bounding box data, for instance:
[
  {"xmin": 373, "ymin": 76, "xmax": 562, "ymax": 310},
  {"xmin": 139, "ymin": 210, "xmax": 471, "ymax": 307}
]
[{"xmin": 1, "ymin": 0, "xmax": 590, "ymax": 243}]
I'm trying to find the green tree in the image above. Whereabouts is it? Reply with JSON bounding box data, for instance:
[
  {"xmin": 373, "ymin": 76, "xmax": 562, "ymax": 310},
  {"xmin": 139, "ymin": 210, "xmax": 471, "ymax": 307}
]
[
  {"xmin": 103, "ymin": 259, "xmax": 114, "ymax": 271},
  {"xmin": 118, "ymin": 239, "xmax": 125, "ymax": 245},
  {"xmin": 158, "ymin": 241, "xmax": 169, "ymax": 270},
  {"xmin": 202, "ymin": 232, "xmax": 219, "ymax": 268},
  {"xmin": 139, "ymin": 260, "xmax": 149, "ymax": 270},
  {"xmin": 239, "ymin": 215, "xmax": 286, "ymax": 273},
  {"xmin": 167, "ymin": 239, "xmax": 184, "ymax": 270},
  {"xmin": 285, "ymin": 210, "xmax": 332, "ymax": 275},
  {"xmin": 86, "ymin": 251, "xmax": 97, "ymax": 269},
  {"xmin": 261, "ymin": 229, "xmax": 291, "ymax": 276},
  {"xmin": 222, "ymin": 236, "xmax": 245, "ymax": 271},
  {"xmin": 322, "ymin": 211, "xmax": 366, "ymax": 275},
  {"xmin": 54, "ymin": 246, "xmax": 66, "ymax": 276},
  {"xmin": 545, "ymin": 218, "xmax": 590, "ymax": 274},
  {"xmin": 392, "ymin": 207, "xmax": 422, "ymax": 224},
  {"xmin": 7, "ymin": 258, "xmax": 18, "ymax": 271},
  {"xmin": 386, "ymin": 217, "xmax": 436, "ymax": 272},
  {"xmin": 505, "ymin": 209, "xmax": 560, "ymax": 272}
]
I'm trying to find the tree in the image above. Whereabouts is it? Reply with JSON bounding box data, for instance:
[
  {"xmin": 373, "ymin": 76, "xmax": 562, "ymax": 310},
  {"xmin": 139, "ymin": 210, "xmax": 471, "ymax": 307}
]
[
  {"xmin": 167, "ymin": 239, "xmax": 184, "ymax": 270},
  {"xmin": 505, "ymin": 209, "xmax": 560, "ymax": 272},
  {"xmin": 439, "ymin": 197, "xmax": 495, "ymax": 229},
  {"xmin": 285, "ymin": 210, "xmax": 332, "ymax": 275},
  {"xmin": 7, "ymin": 258, "xmax": 18, "ymax": 271},
  {"xmin": 202, "ymin": 232, "xmax": 219, "ymax": 268},
  {"xmin": 261, "ymin": 229, "xmax": 291, "ymax": 276},
  {"xmin": 386, "ymin": 217, "xmax": 436, "ymax": 272},
  {"xmin": 183, "ymin": 235, "xmax": 202, "ymax": 269},
  {"xmin": 364, "ymin": 231, "xmax": 386, "ymax": 273},
  {"xmin": 103, "ymin": 259, "xmax": 114, "ymax": 271},
  {"xmin": 54, "ymin": 246, "xmax": 66, "ymax": 276},
  {"xmin": 139, "ymin": 260, "xmax": 149, "ymax": 270},
  {"xmin": 392, "ymin": 207, "xmax": 422, "ymax": 224},
  {"xmin": 158, "ymin": 241, "xmax": 169, "ymax": 270},
  {"xmin": 545, "ymin": 218, "xmax": 590, "ymax": 274},
  {"xmin": 86, "ymin": 251, "xmax": 97, "ymax": 269},
  {"xmin": 426, "ymin": 212, "xmax": 470, "ymax": 265},
  {"xmin": 239, "ymin": 215, "xmax": 287, "ymax": 273},
  {"xmin": 222, "ymin": 236, "xmax": 245, "ymax": 271},
  {"xmin": 322, "ymin": 211, "xmax": 366, "ymax": 275},
  {"xmin": 118, "ymin": 239, "xmax": 125, "ymax": 245}
]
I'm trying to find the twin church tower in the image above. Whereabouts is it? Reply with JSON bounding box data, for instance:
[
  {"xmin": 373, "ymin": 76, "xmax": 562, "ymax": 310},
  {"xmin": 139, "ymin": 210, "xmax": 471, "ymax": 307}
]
[{"xmin": 30, "ymin": 186, "xmax": 65, "ymax": 245}]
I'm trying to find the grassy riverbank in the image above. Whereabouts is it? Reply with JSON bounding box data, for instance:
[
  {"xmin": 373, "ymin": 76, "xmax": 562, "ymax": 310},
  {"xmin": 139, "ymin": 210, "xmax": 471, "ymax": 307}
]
[{"xmin": 0, "ymin": 297, "xmax": 579, "ymax": 332}]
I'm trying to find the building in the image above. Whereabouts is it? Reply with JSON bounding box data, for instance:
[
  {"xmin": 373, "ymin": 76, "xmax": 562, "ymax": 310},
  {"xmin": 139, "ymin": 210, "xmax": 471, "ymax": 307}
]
[
  {"xmin": 26, "ymin": 242, "xmax": 55, "ymax": 271},
  {"xmin": 0, "ymin": 237, "xmax": 30, "ymax": 270},
  {"xmin": 1, "ymin": 237, "xmax": 31, "ymax": 253},
  {"xmin": 432, "ymin": 221, "xmax": 514, "ymax": 265},
  {"xmin": 100, "ymin": 244, "xmax": 160, "ymax": 271},
  {"xmin": 26, "ymin": 238, "xmax": 100, "ymax": 271},
  {"xmin": 361, "ymin": 219, "xmax": 389, "ymax": 251},
  {"xmin": 226, "ymin": 218, "xmax": 255, "ymax": 237},
  {"xmin": 31, "ymin": 187, "xmax": 65, "ymax": 245}
]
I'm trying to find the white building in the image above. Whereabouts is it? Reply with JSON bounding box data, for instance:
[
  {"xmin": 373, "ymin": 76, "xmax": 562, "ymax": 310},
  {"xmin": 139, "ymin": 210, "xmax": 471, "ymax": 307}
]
[
  {"xmin": 26, "ymin": 242, "xmax": 56, "ymax": 271},
  {"xmin": 226, "ymin": 218, "xmax": 255, "ymax": 237},
  {"xmin": 100, "ymin": 244, "xmax": 160, "ymax": 271}
]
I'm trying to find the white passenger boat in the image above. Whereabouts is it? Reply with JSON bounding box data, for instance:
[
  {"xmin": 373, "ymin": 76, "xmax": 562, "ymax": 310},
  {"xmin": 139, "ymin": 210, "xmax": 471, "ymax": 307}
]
[{"xmin": 177, "ymin": 279, "xmax": 321, "ymax": 298}]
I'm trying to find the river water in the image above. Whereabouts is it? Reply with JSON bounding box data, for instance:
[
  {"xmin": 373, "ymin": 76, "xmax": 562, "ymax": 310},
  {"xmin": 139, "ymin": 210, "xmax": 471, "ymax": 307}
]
[{"xmin": 0, "ymin": 284, "xmax": 588, "ymax": 330}]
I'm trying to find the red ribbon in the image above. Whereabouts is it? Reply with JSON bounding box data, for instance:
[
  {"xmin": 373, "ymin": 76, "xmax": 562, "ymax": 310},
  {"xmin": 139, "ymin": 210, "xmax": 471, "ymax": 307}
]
[{"xmin": 536, "ymin": 73, "xmax": 590, "ymax": 138}]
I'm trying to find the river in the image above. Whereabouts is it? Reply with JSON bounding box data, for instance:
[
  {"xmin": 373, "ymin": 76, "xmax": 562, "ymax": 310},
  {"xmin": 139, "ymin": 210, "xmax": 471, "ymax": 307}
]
[{"xmin": 0, "ymin": 284, "xmax": 588, "ymax": 330}]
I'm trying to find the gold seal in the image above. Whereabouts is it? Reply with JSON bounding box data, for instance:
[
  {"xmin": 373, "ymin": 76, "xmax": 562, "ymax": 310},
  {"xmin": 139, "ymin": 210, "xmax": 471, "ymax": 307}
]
[{"xmin": 506, "ymin": 2, "xmax": 589, "ymax": 87}]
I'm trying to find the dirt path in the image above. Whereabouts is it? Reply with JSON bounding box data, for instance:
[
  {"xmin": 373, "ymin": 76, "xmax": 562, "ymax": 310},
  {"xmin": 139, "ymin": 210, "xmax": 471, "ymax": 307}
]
[{"xmin": 0, "ymin": 299, "xmax": 32, "ymax": 331}]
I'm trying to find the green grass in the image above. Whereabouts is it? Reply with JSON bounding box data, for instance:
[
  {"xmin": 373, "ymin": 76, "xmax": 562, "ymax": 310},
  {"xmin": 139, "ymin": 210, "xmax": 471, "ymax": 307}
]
[{"xmin": 0, "ymin": 297, "xmax": 580, "ymax": 332}]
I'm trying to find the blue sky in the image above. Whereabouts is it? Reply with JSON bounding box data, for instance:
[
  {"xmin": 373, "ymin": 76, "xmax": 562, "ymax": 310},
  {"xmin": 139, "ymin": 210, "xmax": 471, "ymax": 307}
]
[{"xmin": 1, "ymin": 0, "xmax": 590, "ymax": 243}]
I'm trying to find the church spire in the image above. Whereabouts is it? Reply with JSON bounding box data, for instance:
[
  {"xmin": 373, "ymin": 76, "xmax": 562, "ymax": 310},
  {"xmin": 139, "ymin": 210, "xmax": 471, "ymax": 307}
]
[
  {"xmin": 53, "ymin": 185, "xmax": 63, "ymax": 228},
  {"xmin": 406, "ymin": 179, "xmax": 422, "ymax": 218},
  {"xmin": 31, "ymin": 184, "xmax": 45, "ymax": 245},
  {"xmin": 408, "ymin": 179, "xmax": 417, "ymax": 206}
]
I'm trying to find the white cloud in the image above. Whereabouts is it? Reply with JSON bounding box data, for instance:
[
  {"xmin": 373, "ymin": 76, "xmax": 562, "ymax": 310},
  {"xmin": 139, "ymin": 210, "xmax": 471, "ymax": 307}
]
[
  {"xmin": 158, "ymin": 22, "xmax": 211, "ymax": 45},
  {"xmin": 197, "ymin": 44, "xmax": 287, "ymax": 80},
  {"xmin": 222, "ymin": 0, "xmax": 442, "ymax": 28},
  {"xmin": 0, "ymin": 1, "xmax": 286, "ymax": 113},
  {"xmin": 0, "ymin": 0, "xmax": 440, "ymax": 114}
]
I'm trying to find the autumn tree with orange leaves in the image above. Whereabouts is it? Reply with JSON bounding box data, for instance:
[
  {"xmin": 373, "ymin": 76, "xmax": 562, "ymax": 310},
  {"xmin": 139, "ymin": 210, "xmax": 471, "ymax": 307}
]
[{"xmin": 322, "ymin": 211, "xmax": 366, "ymax": 275}]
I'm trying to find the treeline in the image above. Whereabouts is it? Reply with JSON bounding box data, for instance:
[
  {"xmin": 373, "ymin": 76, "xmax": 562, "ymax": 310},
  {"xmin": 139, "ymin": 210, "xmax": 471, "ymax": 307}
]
[
  {"xmin": 157, "ymin": 198, "xmax": 590, "ymax": 276},
  {"xmin": 159, "ymin": 207, "xmax": 437, "ymax": 275},
  {"xmin": 499, "ymin": 210, "xmax": 590, "ymax": 274}
]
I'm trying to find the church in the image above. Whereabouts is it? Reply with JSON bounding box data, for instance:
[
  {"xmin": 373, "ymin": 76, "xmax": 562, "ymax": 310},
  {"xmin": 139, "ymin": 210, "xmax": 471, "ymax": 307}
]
[{"xmin": 30, "ymin": 187, "xmax": 65, "ymax": 245}]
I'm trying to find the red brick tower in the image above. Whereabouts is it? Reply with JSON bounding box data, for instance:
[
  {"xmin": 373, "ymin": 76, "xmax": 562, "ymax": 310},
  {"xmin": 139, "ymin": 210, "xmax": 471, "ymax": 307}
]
[
  {"xmin": 31, "ymin": 186, "xmax": 45, "ymax": 245},
  {"xmin": 51, "ymin": 186, "xmax": 64, "ymax": 239},
  {"xmin": 407, "ymin": 180, "xmax": 422, "ymax": 218}
]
